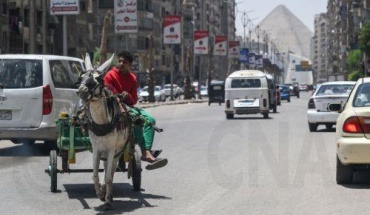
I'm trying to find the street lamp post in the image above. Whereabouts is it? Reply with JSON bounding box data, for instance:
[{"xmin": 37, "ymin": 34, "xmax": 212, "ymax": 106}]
[{"xmin": 255, "ymin": 25, "xmax": 262, "ymax": 54}]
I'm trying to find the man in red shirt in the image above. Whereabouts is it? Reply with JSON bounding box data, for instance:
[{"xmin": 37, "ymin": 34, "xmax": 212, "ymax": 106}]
[{"xmin": 104, "ymin": 51, "xmax": 168, "ymax": 170}]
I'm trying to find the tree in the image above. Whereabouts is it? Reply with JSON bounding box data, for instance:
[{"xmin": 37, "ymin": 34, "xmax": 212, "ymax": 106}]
[{"xmin": 346, "ymin": 49, "xmax": 361, "ymax": 71}]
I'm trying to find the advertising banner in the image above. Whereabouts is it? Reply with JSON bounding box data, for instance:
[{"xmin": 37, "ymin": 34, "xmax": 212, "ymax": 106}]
[
  {"xmin": 228, "ymin": 41, "xmax": 240, "ymax": 58},
  {"xmin": 240, "ymin": 48, "xmax": 249, "ymax": 63},
  {"xmin": 247, "ymin": 53, "xmax": 256, "ymax": 68},
  {"xmin": 163, "ymin": 15, "xmax": 181, "ymax": 44},
  {"xmin": 213, "ymin": 36, "xmax": 227, "ymax": 56},
  {"xmin": 50, "ymin": 0, "xmax": 80, "ymax": 15},
  {"xmin": 255, "ymin": 55, "xmax": 263, "ymax": 69},
  {"xmin": 194, "ymin": 31, "xmax": 209, "ymax": 54},
  {"xmin": 114, "ymin": 0, "xmax": 138, "ymax": 34}
]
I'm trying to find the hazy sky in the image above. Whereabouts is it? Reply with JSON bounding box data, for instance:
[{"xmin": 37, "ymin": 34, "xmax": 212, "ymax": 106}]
[{"xmin": 234, "ymin": 0, "xmax": 328, "ymax": 36}]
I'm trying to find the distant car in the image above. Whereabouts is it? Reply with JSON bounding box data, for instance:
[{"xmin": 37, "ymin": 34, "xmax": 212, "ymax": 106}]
[
  {"xmin": 278, "ymin": 84, "xmax": 291, "ymax": 102},
  {"xmin": 299, "ymin": 84, "xmax": 309, "ymax": 92},
  {"xmin": 139, "ymin": 85, "xmax": 166, "ymax": 102},
  {"xmin": 200, "ymin": 85, "xmax": 208, "ymax": 97},
  {"xmin": 329, "ymin": 77, "xmax": 370, "ymax": 184},
  {"xmin": 307, "ymin": 81, "xmax": 356, "ymax": 132},
  {"xmin": 285, "ymin": 82, "xmax": 300, "ymax": 98},
  {"xmin": 163, "ymin": 84, "xmax": 181, "ymax": 99}
]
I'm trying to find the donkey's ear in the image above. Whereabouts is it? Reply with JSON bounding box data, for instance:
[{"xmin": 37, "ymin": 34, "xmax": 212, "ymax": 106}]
[
  {"xmin": 97, "ymin": 54, "xmax": 115, "ymax": 76},
  {"xmin": 84, "ymin": 53, "xmax": 94, "ymax": 71}
]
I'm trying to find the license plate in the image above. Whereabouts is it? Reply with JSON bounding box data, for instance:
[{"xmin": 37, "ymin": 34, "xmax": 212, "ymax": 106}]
[{"xmin": 0, "ymin": 110, "xmax": 12, "ymax": 120}]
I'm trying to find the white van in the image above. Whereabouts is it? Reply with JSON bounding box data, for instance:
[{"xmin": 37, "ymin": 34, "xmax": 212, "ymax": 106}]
[
  {"xmin": 224, "ymin": 70, "xmax": 277, "ymax": 119},
  {"xmin": 0, "ymin": 54, "xmax": 85, "ymax": 148}
]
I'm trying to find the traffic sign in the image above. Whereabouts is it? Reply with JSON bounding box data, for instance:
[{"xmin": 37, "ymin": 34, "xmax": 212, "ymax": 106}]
[{"xmin": 50, "ymin": 0, "xmax": 80, "ymax": 15}]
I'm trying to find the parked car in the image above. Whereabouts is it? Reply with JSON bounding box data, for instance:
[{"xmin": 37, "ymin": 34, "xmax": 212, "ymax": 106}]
[
  {"xmin": 139, "ymin": 85, "xmax": 166, "ymax": 102},
  {"xmin": 278, "ymin": 84, "xmax": 291, "ymax": 102},
  {"xmin": 200, "ymin": 85, "xmax": 208, "ymax": 97},
  {"xmin": 163, "ymin": 84, "xmax": 181, "ymax": 99},
  {"xmin": 0, "ymin": 54, "xmax": 85, "ymax": 148},
  {"xmin": 329, "ymin": 77, "xmax": 370, "ymax": 184},
  {"xmin": 307, "ymin": 81, "xmax": 356, "ymax": 132}
]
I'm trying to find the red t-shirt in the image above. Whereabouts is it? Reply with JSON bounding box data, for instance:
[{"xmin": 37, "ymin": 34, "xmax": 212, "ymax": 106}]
[{"xmin": 104, "ymin": 67, "xmax": 138, "ymax": 106}]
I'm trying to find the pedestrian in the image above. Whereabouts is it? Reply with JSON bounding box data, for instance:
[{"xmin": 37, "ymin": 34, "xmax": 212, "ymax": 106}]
[{"xmin": 104, "ymin": 50, "xmax": 168, "ymax": 170}]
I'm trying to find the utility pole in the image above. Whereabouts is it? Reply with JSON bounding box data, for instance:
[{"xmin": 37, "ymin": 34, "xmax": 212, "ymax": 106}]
[
  {"xmin": 29, "ymin": 0, "xmax": 36, "ymax": 53},
  {"xmin": 99, "ymin": 10, "xmax": 112, "ymax": 63}
]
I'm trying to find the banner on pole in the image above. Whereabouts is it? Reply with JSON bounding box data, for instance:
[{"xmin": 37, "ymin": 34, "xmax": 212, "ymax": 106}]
[
  {"xmin": 228, "ymin": 41, "xmax": 240, "ymax": 58},
  {"xmin": 163, "ymin": 15, "xmax": 181, "ymax": 44},
  {"xmin": 50, "ymin": 0, "xmax": 80, "ymax": 15},
  {"xmin": 213, "ymin": 36, "xmax": 227, "ymax": 56},
  {"xmin": 240, "ymin": 48, "xmax": 249, "ymax": 63},
  {"xmin": 194, "ymin": 31, "xmax": 209, "ymax": 54},
  {"xmin": 114, "ymin": 0, "xmax": 138, "ymax": 33}
]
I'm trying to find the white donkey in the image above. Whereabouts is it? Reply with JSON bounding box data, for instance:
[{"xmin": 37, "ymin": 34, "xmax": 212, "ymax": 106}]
[{"xmin": 77, "ymin": 53, "xmax": 130, "ymax": 210}]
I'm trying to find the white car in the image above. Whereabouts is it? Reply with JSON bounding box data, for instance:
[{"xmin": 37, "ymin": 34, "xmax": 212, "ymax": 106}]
[
  {"xmin": 330, "ymin": 77, "xmax": 370, "ymax": 184},
  {"xmin": 163, "ymin": 84, "xmax": 181, "ymax": 99},
  {"xmin": 0, "ymin": 54, "xmax": 85, "ymax": 148},
  {"xmin": 200, "ymin": 85, "xmax": 208, "ymax": 97},
  {"xmin": 139, "ymin": 85, "xmax": 166, "ymax": 102},
  {"xmin": 307, "ymin": 81, "xmax": 355, "ymax": 132}
]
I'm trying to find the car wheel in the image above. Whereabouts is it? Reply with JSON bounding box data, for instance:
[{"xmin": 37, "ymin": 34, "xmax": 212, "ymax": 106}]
[
  {"xmin": 263, "ymin": 113, "xmax": 269, "ymax": 119},
  {"xmin": 325, "ymin": 124, "xmax": 333, "ymax": 130},
  {"xmin": 226, "ymin": 113, "xmax": 234, "ymax": 119},
  {"xmin": 288, "ymin": 98, "xmax": 290, "ymax": 102},
  {"xmin": 308, "ymin": 123, "xmax": 318, "ymax": 132},
  {"xmin": 336, "ymin": 156, "xmax": 353, "ymax": 184}
]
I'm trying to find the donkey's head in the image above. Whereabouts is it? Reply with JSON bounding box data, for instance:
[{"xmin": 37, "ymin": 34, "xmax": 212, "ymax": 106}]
[{"xmin": 77, "ymin": 53, "xmax": 114, "ymax": 103}]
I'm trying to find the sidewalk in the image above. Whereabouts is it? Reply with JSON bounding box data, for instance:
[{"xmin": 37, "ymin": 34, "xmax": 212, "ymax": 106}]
[{"xmin": 136, "ymin": 98, "xmax": 208, "ymax": 109}]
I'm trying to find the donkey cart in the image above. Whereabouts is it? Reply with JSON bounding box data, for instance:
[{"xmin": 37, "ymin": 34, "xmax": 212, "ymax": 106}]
[{"xmin": 45, "ymin": 116, "xmax": 142, "ymax": 193}]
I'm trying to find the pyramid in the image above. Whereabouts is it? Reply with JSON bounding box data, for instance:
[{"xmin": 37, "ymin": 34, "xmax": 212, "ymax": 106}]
[{"xmin": 251, "ymin": 5, "xmax": 313, "ymax": 59}]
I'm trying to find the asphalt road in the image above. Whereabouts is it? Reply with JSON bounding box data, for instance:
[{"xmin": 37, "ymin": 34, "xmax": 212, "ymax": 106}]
[{"xmin": 1, "ymin": 92, "xmax": 370, "ymax": 215}]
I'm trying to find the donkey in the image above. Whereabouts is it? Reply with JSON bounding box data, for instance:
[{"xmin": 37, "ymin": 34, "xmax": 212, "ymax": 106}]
[{"xmin": 77, "ymin": 53, "xmax": 130, "ymax": 210}]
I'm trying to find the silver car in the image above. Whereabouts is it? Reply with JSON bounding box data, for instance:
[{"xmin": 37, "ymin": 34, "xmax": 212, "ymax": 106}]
[
  {"xmin": 0, "ymin": 54, "xmax": 85, "ymax": 148},
  {"xmin": 307, "ymin": 81, "xmax": 355, "ymax": 132}
]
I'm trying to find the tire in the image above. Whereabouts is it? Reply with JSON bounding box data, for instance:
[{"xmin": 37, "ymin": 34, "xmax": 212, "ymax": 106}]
[
  {"xmin": 336, "ymin": 156, "xmax": 353, "ymax": 184},
  {"xmin": 49, "ymin": 150, "xmax": 58, "ymax": 193},
  {"xmin": 325, "ymin": 124, "xmax": 333, "ymax": 130},
  {"xmin": 288, "ymin": 98, "xmax": 290, "ymax": 102},
  {"xmin": 263, "ymin": 113, "xmax": 269, "ymax": 119},
  {"xmin": 308, "ymin": 123, "xmax": 318, "ymax": 132},
  {"xmin": 226, "ymin": 113, "xmax": 234, "ymax": 119},
  {"xmin": 131, "ymin": 148, "xmax": 142, "ymax": 191}
]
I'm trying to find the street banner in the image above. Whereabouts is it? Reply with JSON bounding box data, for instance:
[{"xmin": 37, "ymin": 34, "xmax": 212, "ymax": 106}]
[
  {"xmin": 114, "ymin": 0, "xmax": 138, "ymax": 34},
  {"xmin": 50, "ymin": 0, "xmax": 80, "ymax": 15},
  {"xmin": 255, "ymin": 54, "xmax": 263, "ymax": 69},
  {"xmin": 194, "ymin": 30, "xmax": 209, "ymax": 54},
  {"xmin": 213, "ymin": 36, "xmax": 227, "ymax": 56},
  {"xmin": 228, "ymin": 41, "xmax": 240, "ymax": 58},
  {"xmin": 163, "ymin": 15, "xmax": 181, "ymax": 44},
  {"xmin": 247, "ymin": 53, "xmax": 256, "ymax": 68},
  {"xmin": 240, "ymin": 48, "xmax": 249, "ymax": 63}
]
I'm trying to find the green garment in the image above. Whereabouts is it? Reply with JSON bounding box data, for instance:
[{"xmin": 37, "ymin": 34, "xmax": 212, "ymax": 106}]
[{"xmin": 130, "ymin": 108, "xmax": 156, "ymax": 151}]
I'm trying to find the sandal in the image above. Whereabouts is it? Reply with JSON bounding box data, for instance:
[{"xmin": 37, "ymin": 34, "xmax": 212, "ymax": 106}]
[{"xmin": 145, "ymin": 158, "xmax": 168, "ymax": 170}]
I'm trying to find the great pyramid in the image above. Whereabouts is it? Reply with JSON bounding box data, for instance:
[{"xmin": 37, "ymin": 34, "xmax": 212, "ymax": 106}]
[{"xmin": 252, "ymin": 5, "xmax": 313, "ymax": 59}]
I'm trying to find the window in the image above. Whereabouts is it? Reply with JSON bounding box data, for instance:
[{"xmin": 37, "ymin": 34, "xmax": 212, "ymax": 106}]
[
  {"xmin": 0, "ymin": 59, "xmax": 42, "ymax": 88},
  {"xmin": 50, "ymin": 60, "xmax": 82, "ymax": 89},
  {"xmin": 231, "ymin": 79, "xmax": 261, "ymax": 88}
]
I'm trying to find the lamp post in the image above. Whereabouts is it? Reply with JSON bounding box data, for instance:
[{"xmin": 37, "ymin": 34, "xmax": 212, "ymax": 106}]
[{"xmin": 255, "ymin": 25, "xmax": 262, "ymax": 54}]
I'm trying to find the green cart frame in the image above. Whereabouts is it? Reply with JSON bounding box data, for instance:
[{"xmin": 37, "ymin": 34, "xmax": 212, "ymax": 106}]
[{"xmin": 45, "ymin": 117, "xmax": 142, "ymax": 193}]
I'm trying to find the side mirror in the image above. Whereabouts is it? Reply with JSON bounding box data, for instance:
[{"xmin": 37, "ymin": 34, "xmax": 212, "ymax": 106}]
[{"xmin": 328, "ymin": 103, "xmax": 342, "ymax": 112}]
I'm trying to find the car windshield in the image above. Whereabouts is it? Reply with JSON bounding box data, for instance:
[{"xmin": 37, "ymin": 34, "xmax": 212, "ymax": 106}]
[
  {"xmin": 0, "ymin": 59, "xmax": 43, "ymax": 89},
  {"xmin": 315, "ymin": 84, "xmax": 354, "ymax": 96},
  {"xmin": 353, "ymin": 83, "xmax": 370, "ymax": 107},
  {"xmin": 231, "ymin": 78, "xmax": 261, "ymax": 88}
]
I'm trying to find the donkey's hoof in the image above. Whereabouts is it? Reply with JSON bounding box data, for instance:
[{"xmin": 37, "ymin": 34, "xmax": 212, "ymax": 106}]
[{"xmin": 103, "ymin": 202, "xmax": 111, "ymax": 210}]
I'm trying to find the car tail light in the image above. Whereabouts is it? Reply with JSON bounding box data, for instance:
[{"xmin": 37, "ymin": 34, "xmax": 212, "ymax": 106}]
[
  {"xmin": 226, "ymin": 99, "xmax": 230, "ymax": 108},
  {"xmin": 308, "ymin": 98, "xmax": 315, "ymax": 109},
  {"xmin": 263, "ymin": 98, "xmax": 267, "ymax": 107},
  {"xmin": 43, "ymin": 85, "xmax": 53, "ymax": 115},
  {"xmin": 342, "ymin": 116, "xmax": 370, "ymax": 133}
]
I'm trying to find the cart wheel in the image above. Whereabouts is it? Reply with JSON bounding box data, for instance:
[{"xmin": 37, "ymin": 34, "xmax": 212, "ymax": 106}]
[
  {"xmin": 131, "ymin": 148, "xmax": 142, "ymax": 191},
  {"xmin": 49, "ymin": 150, "xmax": 58, "ymax": 193}
]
